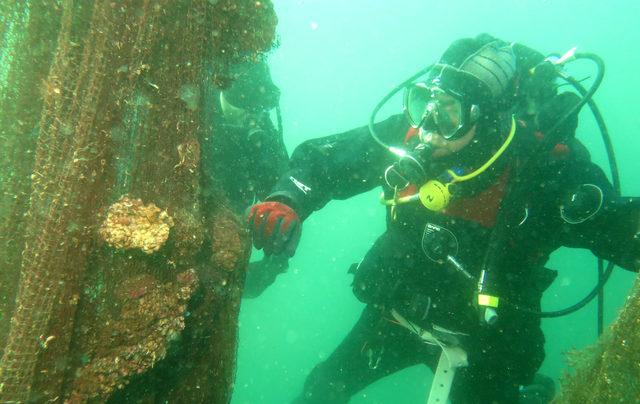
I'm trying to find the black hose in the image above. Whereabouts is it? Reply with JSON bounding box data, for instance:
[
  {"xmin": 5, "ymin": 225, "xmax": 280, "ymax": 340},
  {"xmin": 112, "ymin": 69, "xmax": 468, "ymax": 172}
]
[
  {"xmin": 539, "ymin": 264, "xmax": 615, "ymax": 318},
  {"xmin": 562, "ymin": 67, "xmax": 619, "ymax": 190},
  {"xmin": 597, "ymin": 259, "xmax": 605, "ymax": 335},
  {"xmin": 368, "ymin": 65, "xmax": 433, "ymax": 152},
  {"xmin": 561, "ymin": 71, "xmax": 619, "ymax": 332},
  {"xmin": 492, "ymin": 52, "xmax": 618, "ymax": 320},
  {"xmin": 537, "ymin": 54, "xmax": 621, "ymax": 320},
  {"xmin": 544, "ymin": 53, "xmax": 606, "ymax": 137}
]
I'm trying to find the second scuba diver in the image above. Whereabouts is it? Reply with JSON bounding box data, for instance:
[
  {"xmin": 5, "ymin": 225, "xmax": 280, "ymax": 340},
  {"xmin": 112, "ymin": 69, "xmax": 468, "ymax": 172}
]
[{"xmin": 202, "ymin": 58, "xmax": 291, "ymax": 298}]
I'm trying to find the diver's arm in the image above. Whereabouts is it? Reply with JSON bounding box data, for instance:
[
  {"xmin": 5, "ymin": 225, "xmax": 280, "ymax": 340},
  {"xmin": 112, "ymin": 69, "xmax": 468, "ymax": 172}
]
[
  {"xmin": 558, "ymin": 160, "xmax": 640, "ymax": 271},
  {"xmin": 566, "ymin": 196, "xmax": 640, "ymax": 271},
  {"xmin": 266, "ymin": 114, "xmax": 406, "ymax": 219}
]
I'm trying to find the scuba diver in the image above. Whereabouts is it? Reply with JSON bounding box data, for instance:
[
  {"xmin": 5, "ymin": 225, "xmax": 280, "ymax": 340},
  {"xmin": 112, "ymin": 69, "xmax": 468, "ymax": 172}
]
[
  {"xmin": 203, "ymin": 57, "xmax": 290, "ymax": 297},
  {"xmin": 247, "ymin": 33, "xmax": 640, "ymax": 403}
]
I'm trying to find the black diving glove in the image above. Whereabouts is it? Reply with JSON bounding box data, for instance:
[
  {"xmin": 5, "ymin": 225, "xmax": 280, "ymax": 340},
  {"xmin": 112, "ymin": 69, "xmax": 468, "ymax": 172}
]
[
  {"xmin": 243, "ymin": 254, "xmax": 289, "ymax": 298},
  {"xmin": 519, "ymin": 373, "xmax": 556, "ymax": 403}
]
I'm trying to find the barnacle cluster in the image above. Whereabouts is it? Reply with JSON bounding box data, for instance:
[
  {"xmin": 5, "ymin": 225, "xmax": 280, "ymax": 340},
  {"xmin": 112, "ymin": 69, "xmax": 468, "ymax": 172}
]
[
  {"xmin": 67, "ymin": 269, "xmax": 199, "ymax": 400},
  {"xmin": 211, "ymin": 207, "xmax": 246, "ymax": 272},
  {"xmin": 99, "ymin": 196, "xmax": 174, "ymax": 254}
]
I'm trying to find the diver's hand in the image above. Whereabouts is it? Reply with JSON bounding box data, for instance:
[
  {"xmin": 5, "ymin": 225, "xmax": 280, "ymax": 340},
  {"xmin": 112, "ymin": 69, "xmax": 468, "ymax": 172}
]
[
  {"xmin": 243, "ymin": 254, "xmax": 289, "ymax": 299},
  {"xmin": 247, "ymin": 201, "xmax": 301, "ymax": 257}
]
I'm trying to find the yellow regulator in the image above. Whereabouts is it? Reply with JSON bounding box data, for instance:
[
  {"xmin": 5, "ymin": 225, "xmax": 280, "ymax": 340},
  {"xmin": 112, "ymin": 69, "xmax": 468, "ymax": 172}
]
[{"xmin": 418, "ymin": 180, "xmax": 452, "ymax": 211}]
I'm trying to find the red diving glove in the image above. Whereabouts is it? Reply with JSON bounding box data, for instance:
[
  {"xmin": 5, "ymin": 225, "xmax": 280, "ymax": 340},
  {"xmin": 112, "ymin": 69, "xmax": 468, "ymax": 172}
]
[{"xmin": 247, "ymin": 201, "xmax": 301, "ymax": 257}]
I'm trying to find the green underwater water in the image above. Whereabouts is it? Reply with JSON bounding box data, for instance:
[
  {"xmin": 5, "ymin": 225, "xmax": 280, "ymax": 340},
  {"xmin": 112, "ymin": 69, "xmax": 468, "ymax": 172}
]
[{"xmin": 233, "ymin": 1, "xmax": 640, "ymax": 403}]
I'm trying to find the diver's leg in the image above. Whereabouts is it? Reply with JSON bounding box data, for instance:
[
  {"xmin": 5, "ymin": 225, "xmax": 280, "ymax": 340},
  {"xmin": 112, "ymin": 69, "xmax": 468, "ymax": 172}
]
[
  {"xmin": 449, "ymin": 365, "xmax": 521, "ymax": 404},
  {"xmin": 449, "ymin": 316, "xmax": 546, "ymax": 404},
  {"xmin": 292, "ymin": 305, "xmax": 438, "ymax": 404}
]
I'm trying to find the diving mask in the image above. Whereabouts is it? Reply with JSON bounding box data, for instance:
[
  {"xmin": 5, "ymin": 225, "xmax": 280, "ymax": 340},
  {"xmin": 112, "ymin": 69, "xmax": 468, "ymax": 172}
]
[{"xmin": 403, "ymin": 83, "xmax": 478, "ymax": 140}]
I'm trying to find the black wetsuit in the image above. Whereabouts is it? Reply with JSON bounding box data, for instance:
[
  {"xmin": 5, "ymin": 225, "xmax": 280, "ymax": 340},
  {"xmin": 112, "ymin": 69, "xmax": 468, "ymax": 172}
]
[
  {"xmin": 200, "ymin": 86, "xmax": 288, "ymax": 214},
  {"xmin": 199, "ymin": 62, "xmax": 291, "ymax": 298},
  {"xmin": 267, "ymin": 113, "xmax": 639, "ymax": 403}
]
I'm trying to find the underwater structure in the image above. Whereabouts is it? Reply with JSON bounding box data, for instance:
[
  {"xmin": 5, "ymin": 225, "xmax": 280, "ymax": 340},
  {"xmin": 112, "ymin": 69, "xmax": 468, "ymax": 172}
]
[
  {"xmin": 556, "ymin": 275, "xmax": 640, "ymax": 403},
  {"xmin": 0, "ymin": 0, "xmax": 277, "ymax": 401}
]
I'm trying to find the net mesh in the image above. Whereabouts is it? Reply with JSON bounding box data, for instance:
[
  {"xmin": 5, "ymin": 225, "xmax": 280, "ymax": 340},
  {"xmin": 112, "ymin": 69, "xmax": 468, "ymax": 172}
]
[
  {"xmin": 0, "ymin": 0, "xmax": 277, "ymax": 401},
  {"xmin": 555, "ymin": 273, "xmax": 640, "ymax": 403}
]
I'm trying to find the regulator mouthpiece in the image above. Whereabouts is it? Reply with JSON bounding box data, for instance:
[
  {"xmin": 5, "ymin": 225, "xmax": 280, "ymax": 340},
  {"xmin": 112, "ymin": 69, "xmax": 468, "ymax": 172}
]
[{"xmin": 396, "ymin": 143, "xmax": 432, "ymax": 185}]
